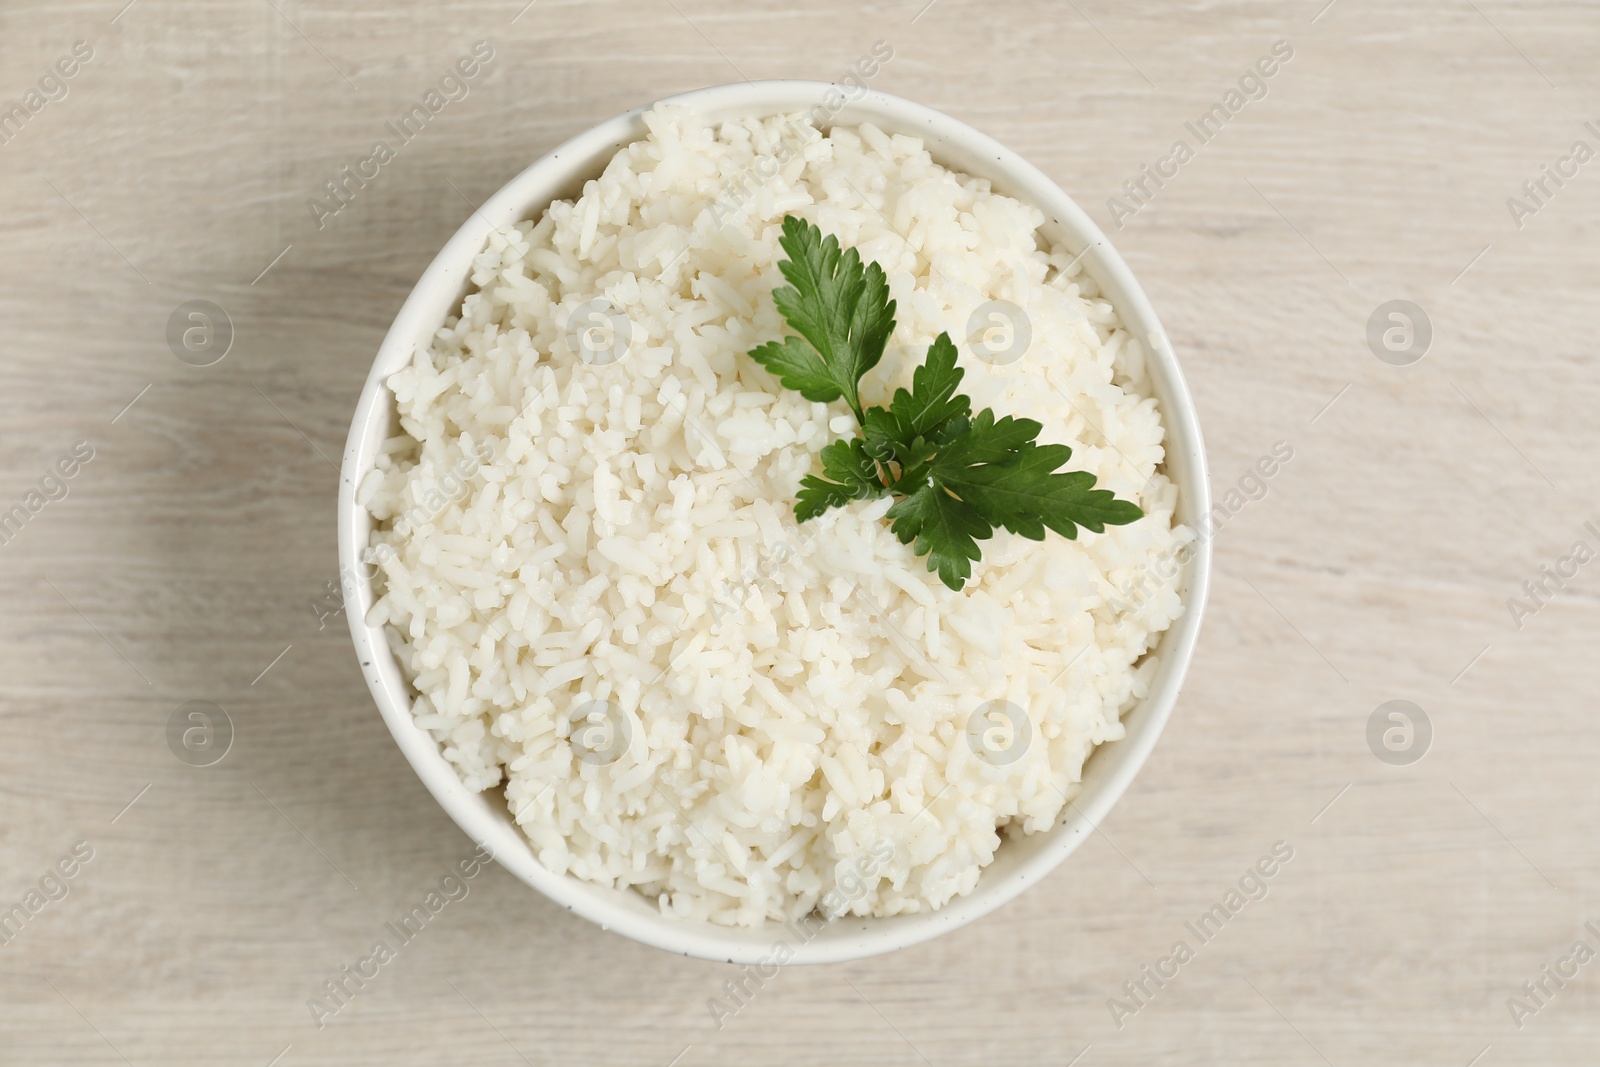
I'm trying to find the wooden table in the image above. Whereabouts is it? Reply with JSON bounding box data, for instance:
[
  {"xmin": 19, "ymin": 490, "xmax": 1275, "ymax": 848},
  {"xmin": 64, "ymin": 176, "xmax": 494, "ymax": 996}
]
[{"xmin": 2, "ymin": 1, "xmax": 1596, "ymax": 1063}]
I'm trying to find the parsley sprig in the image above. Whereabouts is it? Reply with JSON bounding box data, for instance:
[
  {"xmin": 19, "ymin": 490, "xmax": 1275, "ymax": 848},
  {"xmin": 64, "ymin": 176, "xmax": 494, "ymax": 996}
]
[{"xmin": 748, "ymin": 216, "xmax": 1143, "ymax": 591}]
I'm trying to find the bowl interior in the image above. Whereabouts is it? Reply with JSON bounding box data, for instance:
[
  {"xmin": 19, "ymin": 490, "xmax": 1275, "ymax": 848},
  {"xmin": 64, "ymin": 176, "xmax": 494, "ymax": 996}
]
[{"xmin": 339, "ymin": 80, "xmax": 1211, "ymax": 964}]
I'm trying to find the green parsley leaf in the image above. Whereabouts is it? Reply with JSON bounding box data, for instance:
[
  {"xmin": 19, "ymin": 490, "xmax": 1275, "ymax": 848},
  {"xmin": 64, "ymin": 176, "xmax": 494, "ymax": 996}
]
[
  {"xmin": 795, "ymin": 438, "xmax": 887, "ymax": 522},
  {"xmin": 933, "ymin": 408, "xmax": 1039, "ymax": 466},
  {"xmin": 938, "ymin": 437, "xmax": 1142, "ymax": 541},
  {"xmin": 867, "ymin": 333, "xmax": 971, "ymax": 451},
  {"xmin": 885, "ymin": 481, "xmax": 990, "ymax": 591},
  {"xmin": 745, "ymin": 216, "xmax": 1146, "ymax": 591},
  {"xmin": 746, "ymin": 216, "xmax": 896, "ymax": 421}
]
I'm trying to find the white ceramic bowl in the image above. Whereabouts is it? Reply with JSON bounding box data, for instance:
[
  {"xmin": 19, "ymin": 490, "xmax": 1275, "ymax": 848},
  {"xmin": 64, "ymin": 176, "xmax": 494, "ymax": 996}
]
[{"xmin": 339, "ymin": 80, "xmax": 1211, "ymax": 964}]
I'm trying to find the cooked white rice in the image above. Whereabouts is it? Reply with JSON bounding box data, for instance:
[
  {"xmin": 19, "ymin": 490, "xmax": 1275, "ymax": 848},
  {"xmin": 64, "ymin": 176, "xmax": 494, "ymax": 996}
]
[{"xmin": 359, "ymin": 105, "xmax": 1190, "ymax": 926}]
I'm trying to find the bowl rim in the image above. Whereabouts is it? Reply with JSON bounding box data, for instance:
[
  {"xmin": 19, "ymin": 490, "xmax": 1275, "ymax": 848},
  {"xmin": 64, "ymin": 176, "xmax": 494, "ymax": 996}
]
[{"xmin": 339, "ymin": 78, "xmax": 1212, "ymax": 965}]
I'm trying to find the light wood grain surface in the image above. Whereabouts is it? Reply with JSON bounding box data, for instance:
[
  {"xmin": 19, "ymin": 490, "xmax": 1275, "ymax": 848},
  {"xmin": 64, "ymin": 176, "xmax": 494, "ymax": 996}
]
[{"xmin": 3, "ymin": 0, "xmax": 1598, "ymax": 1063}]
